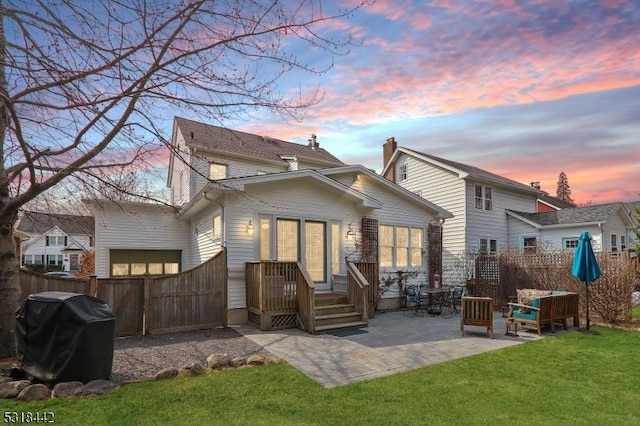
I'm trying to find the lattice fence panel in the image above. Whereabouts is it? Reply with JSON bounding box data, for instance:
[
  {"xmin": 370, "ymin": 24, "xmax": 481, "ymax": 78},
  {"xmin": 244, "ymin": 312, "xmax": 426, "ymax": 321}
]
[{"xmin": 361, "ymin": 217, "xmax": 379, "ymax": 262}]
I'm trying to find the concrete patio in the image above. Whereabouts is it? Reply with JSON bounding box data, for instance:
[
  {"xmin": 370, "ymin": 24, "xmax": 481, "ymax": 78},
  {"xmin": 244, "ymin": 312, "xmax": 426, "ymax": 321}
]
[{"xmin": 236, "ymin": 310, "xmax": 554, "ymax": 388}]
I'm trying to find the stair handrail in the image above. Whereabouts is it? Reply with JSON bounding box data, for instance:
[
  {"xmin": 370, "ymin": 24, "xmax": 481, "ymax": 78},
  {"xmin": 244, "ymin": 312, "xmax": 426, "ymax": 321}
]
[
  {"xmin": 346, "ymin": 262, "xmax": 370, "ymax": 323},
  {"xmin": 295, "ymin": 262, "xmax": 316, "ymax": 332}
]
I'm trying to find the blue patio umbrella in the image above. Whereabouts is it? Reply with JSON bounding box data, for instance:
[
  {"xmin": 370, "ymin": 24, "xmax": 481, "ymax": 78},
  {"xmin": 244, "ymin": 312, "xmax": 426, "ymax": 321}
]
[{"xmin": 571, "ymin": 231, "xmax": 601, "ymax": 331}]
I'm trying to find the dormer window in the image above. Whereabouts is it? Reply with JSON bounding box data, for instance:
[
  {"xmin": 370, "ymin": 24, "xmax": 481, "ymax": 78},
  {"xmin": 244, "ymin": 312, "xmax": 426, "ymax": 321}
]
[{"xmin": 209, "ymin": 162, "xmax": 227, "ymax": 180}]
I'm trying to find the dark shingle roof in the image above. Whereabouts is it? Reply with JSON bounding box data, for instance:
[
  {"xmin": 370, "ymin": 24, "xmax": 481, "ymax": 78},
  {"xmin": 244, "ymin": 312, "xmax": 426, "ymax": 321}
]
[
  {"xmin": 174, "ymin": 117, "xmax": 345, "ymax": 167},
  {"xmin": 17, "ymin": 211, "xmax": 94, "ymax": 235},
  {"xmin": 510, "ymin": 203, "xmax": 624, "ymax": 226},
  {"xmin": 402, "ymin": 147, "xmax": 541, "ymax": 194}
]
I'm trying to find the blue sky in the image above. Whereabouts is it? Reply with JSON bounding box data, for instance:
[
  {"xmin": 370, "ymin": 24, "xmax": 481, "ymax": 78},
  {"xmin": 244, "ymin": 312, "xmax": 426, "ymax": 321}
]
[{"xmin": 222, "ymin": 0, "xmax": 640, "ymax": 204}]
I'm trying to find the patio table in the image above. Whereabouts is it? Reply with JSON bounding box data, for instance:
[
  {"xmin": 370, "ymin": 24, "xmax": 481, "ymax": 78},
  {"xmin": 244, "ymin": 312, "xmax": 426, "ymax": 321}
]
[{"xmin": 420, "ymin": 287, "xmax": 450, "ymax": 316}]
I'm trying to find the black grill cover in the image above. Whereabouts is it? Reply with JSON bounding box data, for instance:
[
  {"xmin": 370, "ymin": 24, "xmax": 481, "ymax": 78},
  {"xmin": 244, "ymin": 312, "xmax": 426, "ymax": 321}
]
[{"xmin": 15, "ymin": 291, "xmax": 115, "ymax": 383}]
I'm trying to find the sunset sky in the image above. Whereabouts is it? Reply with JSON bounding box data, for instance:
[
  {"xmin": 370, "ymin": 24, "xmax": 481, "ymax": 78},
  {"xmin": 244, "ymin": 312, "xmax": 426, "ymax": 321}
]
[{"xmin": 221, "ymin": 0, "xmax": 640, "ymax": 204}]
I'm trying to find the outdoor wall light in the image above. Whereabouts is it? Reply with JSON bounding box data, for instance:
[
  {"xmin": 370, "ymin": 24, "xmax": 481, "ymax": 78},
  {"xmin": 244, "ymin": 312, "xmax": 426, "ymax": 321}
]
[
  {"xmin": 246, "ymin": 220, "xmax": 254, "ymax": 235},
  {"xmin": 346, "ymin": 229, "xmax": 355, "ymax": 240}
]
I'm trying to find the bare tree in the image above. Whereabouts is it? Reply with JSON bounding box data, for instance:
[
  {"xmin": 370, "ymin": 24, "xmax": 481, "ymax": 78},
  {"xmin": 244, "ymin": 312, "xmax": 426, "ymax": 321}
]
[{"xmin": 0, "ymin": 0, "xmax": 368, "ymax": 358}]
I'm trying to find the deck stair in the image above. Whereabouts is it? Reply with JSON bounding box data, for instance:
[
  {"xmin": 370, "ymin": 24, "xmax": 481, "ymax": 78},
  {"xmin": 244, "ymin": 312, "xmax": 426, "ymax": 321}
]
[{"xmin": 313, "ymin": 293, "xmax": 368, "ymax": 334}]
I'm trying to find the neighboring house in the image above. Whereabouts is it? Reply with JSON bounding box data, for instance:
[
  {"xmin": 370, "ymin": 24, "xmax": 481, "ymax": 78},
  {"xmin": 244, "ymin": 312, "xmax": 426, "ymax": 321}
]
[
  {"xmin": 381, "ymin": 137, "xmax": 543, "ymax": 285},
  {"xmin": 536, "ymin": 193, "xmax": 575, "ymax": 212},
  {"xmin": 86, "ymin": 119, "xmax": 452, "ymax": 325},
  {"xmin": 17, "ymin": 211, "xmax": 95, "ymax": 274},
  {"xmin": 506, "ymin": 202, "xmax": 636, "ymax": 253},
  {"xmin": 624, "ymin": 202, "xmax": 640, "ymax": 251}
]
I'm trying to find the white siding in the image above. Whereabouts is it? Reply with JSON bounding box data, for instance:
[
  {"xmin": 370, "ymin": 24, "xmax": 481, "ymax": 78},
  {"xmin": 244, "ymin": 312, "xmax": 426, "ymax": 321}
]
[
  {"xmin": 465, "ymin": 180, "xmax": 537, "ymax": 254},
  {"xmin": 189, "ymin": 207, "xmax": 224, "ymax": 267},
  {"xmin": 216, "ymin": 172, "xmax": 438, "ymax": 309},
  {"xmin": 90, "ymin": 203, "xmax": 191, "ymax": 278},
  {"xmin": 506, "ymin": 215, "xmax": 539, "ymax": 250},
  {"xmin": 393, "ymin": 154, "xmax": 466, "ymax": 285},
  {"xmin": 169, "ymin": 128, "xmax": 193, "ymax": 206},
  {"xmin": 189, "ymin": 154, "xmax": 286, "ymax": 199}
]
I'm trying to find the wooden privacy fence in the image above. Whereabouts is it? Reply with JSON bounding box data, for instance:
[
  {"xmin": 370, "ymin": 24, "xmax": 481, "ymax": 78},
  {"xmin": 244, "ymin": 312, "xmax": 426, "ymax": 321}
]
[{"xmin": 19, "ymin": 250, "xmax": 227, "ymax": 337}]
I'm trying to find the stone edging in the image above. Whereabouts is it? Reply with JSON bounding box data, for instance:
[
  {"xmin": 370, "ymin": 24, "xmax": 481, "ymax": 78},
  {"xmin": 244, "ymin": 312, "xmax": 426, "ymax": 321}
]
[{"xmin": 0, "ymin": 353, "xmax": 281, "ymax": 402}]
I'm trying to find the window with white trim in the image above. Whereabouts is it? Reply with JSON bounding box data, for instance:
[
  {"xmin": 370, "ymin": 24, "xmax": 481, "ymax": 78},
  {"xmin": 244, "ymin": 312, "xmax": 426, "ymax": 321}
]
[
  {"xmin": 379, "ymin": 225, "xmax": 423, "ymax": 268},
  {"xmin": 46, "ymin": 236, "xmax": 66, "ymax": 246},
  {"xmin": 479, "ymin": 237, "xmax": 497, "ymax": 254},
  {"xmin": 523, "ymin": 237, "xmax": 537, "ymax": 254},
  {"xmin": 212, "ymin": 215, "xmax": 222, "ymax": 240},
  {"xmin": 474, "ymin": 184, "xmax": 493, "ymax": 211},
  {"xmin": 399, "ymin": 164, "xmax": 408, "ymax": 181},
  {"xmin": 563, "ymin": 237, "xmax": 579, "ymax": 250},
  {"xmin": 611, "ymin": 234, "xmax": 618, "ymax": 252},
  {"xmin": 209, "ymin": 162, "xmax": 227, "ymax": 180},
  {"xmin": 621, "ymin": 235, "xmax": 626, "ymax": 251}
]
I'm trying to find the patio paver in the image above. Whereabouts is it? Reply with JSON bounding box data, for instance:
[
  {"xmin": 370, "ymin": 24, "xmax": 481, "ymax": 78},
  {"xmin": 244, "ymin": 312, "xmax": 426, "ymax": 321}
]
[{"xmin": 235, "ymin": 310, "xmax": 549, "ymax": 388}]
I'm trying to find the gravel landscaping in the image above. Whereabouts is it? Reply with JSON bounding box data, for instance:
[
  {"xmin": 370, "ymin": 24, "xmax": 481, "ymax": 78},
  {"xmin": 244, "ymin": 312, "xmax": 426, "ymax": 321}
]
[{"xmin": 111, "ymin": 327, "xmax": 272, "ymax": 383}]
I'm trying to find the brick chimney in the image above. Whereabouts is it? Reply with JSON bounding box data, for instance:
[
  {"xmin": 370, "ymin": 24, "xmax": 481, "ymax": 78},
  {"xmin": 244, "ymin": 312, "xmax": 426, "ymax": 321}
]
[
  {"xmin": 382, "ymin": 137, "xmax": 397, "ymax": 182},
  {"xmin": 308, "ymin": 134, "xmax": 319, "ymax": 150}
]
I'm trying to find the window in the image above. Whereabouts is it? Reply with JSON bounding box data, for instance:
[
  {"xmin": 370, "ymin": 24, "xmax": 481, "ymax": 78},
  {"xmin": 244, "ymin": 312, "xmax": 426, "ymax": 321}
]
[
  {"xmin": 410, "ymin": 228, "xmax": 423, "ymax": 267},
  {"xmin": 474, "ymin": 184, "xmax": 493, "ymax": 211},
  {"xmin": 212, "ymin": 215, "xmax": 222, "ymax": 239},
  {"xmin": 611, "ymin": 234, "xmax": 618, "ymax": 252},
  {"xmin": 479, "ymin": 237, "xmax": 497, "ymax": 254},
  {"xmin": 563, "ymin": 238, "xmax": 579, "ymax": 250},
  {"xmin": 276, "ymin": 219, "xmax": 299, "ymax": 262},
  {"xmin": 112, "ymin": 263, "xmax": 129, "ymax": 276},
  {"xmin": 89, "ymin": 236, "xmax": 94, "ymax": 247},
  {"xmin": 380, "ymin": 225, "xmax": 394, "ymax": 267},
  {"xmin": 399, "ymin": 164, "xmax": 408, "ymax": 181},
  {"xmin": 109, "ymin": 249, "xmax": 181, "ymax": 277},
  {"xmin": 259, "ymin": 217, "xmax": 271, "ymax": 260},
  {"xmin": 379, "ymin": 225, "xmax": 423, "ymax": 268},
  {"xmin": 209, "ymin": 162, "xmax": 227, "ymax": 180},
  {"xmin": 47, "ymin": 255, "xmax": 63, "ymax": 266},
  {"xmin": 331, "ymin": 222, "xmax": 341, "ymax": 275},
  {"xmin": 523, "ymin": 237, "xmax": 537, "ymax": 254},
  {"xmin": 621, "ymin": 235, "xmax": 626, "ymax": 251},
  {"xmin": 46, "ymin": 236, "xmax": 66, "ymax": 246},
  {"xmin": 396, "ymin": 226, "xmax": 409, "ymax": 267}
]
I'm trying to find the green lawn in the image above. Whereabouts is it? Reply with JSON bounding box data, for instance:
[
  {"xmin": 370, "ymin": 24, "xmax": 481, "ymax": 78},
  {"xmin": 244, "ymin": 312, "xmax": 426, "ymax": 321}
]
[
  {"xmin": 3, "ymin": 326, "xmax": 640, "ymax": 425},
  {"xmin": 633, "ymin": 305, "xmax": 640, "ymax": 320}
]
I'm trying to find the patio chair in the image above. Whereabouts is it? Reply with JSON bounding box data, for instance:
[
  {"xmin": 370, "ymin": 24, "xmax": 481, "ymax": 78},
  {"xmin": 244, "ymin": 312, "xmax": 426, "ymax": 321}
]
[
  {"xmin": 442, "ymin": 285, "xmax": 465, "ymax": 318},
  {"xmin": 403, "ymin": 286, "xmax": 424, "ymax": 317}
]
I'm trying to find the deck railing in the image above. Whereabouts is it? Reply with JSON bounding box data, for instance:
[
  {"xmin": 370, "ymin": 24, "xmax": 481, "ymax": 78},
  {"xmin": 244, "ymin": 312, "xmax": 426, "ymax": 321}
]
[
  {"xmin": 346, "ymin": 262, "xmax": 369, "ymax": 322},
  {"xmin": 246, "ymin": 261, "xmax": 314, "ymax": 330},
  {"xmin": 353, "ymin": 262, "xmax": 378, "ymax": 317},
  {"xmin": 295, "ymin": 263, "xmax": 315, "ymax": 332}
]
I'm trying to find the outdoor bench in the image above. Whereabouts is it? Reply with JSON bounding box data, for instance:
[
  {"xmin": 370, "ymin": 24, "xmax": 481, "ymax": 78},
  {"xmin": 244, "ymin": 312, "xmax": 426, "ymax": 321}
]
[{"xmin": 507, "ymin": 290, "xmax": 579, "ymax": 335}]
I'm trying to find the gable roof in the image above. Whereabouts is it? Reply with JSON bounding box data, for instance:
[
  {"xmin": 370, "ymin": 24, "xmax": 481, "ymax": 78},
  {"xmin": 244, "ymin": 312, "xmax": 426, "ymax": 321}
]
[
  {"xmin": 178, "ymin": 165, "xmax": 453, "ymax": 221},
  {"xmin": 507, "ymin": 202, "xmax": 634, "ymax": 228},
  {"xmin": 384, "ymin": 146, "xmax": 543, "ymax": 196},
  {"xmin": 173, "ymin": 117, "xmax": 345, "ymax": 168},
  {"xmin": 17, "ymin": 211, "xmax": 95, "ymax": 235}
]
